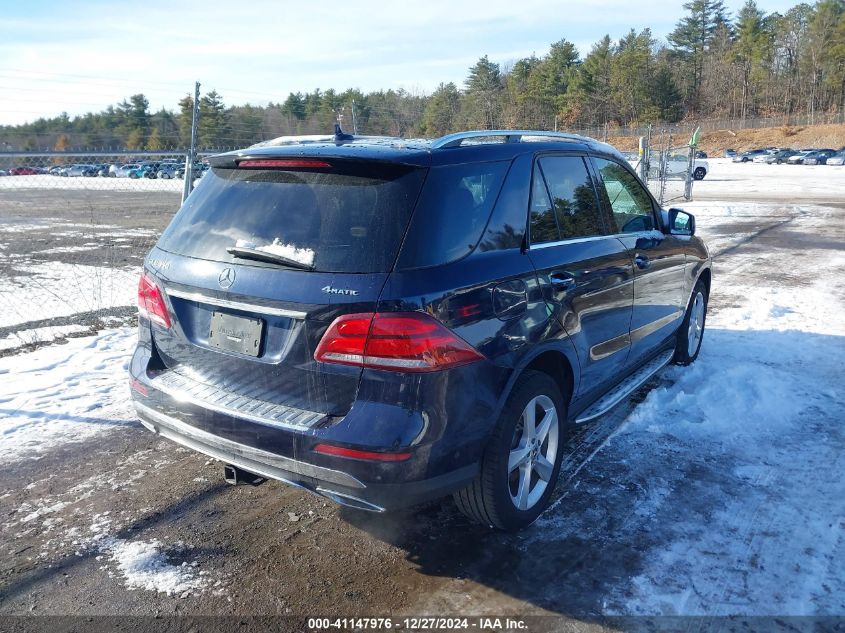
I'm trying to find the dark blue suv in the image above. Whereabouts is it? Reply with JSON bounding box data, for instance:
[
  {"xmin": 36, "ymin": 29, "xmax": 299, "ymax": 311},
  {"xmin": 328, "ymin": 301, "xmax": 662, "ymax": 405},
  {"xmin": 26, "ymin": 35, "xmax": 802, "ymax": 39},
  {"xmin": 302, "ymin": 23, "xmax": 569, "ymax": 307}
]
[{"xmin": 130, "ymin": 129, "xmax": 711, "ymax": 530}]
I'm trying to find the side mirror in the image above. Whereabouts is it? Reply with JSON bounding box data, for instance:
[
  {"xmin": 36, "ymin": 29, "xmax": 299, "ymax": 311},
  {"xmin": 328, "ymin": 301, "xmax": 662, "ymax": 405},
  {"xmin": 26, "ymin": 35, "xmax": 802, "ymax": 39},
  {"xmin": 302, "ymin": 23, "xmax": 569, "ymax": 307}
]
[{"xmin": 668, "ymin": 208, "xmax": 695, "ymax": 236}]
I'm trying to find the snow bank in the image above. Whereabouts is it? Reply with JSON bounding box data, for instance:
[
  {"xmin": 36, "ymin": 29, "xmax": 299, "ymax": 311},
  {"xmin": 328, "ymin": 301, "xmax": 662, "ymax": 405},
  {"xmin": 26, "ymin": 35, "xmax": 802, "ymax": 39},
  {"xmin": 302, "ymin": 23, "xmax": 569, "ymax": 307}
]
[{"xmin": 0, "ymin": 328, "xmax": 137, "ymax": 462}]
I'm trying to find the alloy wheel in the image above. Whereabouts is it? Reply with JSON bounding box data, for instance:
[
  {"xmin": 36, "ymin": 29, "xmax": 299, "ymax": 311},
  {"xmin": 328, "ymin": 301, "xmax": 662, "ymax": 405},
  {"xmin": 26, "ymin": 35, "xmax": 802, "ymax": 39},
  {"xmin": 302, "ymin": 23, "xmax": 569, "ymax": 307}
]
[
  {"xmin": 687, "ymin": 291, "xmax": 705, "ymax": 356},
  {"xmin": 508, "ymin": 395, "xmax": 559, "ymax": 511}
]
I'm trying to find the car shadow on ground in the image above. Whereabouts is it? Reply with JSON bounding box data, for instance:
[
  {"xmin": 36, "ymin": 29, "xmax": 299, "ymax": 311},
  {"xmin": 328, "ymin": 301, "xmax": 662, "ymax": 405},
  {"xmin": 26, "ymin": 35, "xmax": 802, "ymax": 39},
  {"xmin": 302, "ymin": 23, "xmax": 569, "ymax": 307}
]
[
  {"xmin": 343, "ymin": 328, "xmax": 845, "ymax": 619},
  {"xmin": 0, "ymin": 481, "xmax": 229, "ymax": 606}
]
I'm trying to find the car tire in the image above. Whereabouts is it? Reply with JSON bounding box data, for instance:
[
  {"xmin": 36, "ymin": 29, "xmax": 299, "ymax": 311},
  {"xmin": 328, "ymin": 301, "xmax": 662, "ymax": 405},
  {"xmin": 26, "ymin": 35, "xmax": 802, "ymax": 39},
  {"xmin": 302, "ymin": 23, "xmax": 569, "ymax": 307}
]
[
  {"xmin": 693, "ymin": 167, "xmax": 706, "ymax": 181},
  {"xmin": 673, "ymin": 280, "xmax": 708, "ymax": 366},
  {"xmin": 453, "ymin": 370, "xmax": 567, "ymax": 531}
]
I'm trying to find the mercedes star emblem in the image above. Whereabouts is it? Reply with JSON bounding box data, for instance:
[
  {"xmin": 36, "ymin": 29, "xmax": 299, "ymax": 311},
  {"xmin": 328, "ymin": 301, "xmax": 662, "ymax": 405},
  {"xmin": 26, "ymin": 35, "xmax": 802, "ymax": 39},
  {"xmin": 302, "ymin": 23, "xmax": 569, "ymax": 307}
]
[{"xmin": 218, "ymin": 267, "xmax": 236, "ymax": 289}]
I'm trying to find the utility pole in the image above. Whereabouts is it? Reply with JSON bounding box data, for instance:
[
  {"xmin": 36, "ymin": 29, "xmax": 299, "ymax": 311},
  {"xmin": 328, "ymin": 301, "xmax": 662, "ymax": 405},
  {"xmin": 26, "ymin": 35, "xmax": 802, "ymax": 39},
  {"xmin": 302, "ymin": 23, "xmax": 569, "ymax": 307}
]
[
  {"xmin": 182, "ymin": 81, "xmax": 200, "ymax": 203},
  {"xmin": 351, "ymin": 100, "xmax": 358, "ymax": 135}
]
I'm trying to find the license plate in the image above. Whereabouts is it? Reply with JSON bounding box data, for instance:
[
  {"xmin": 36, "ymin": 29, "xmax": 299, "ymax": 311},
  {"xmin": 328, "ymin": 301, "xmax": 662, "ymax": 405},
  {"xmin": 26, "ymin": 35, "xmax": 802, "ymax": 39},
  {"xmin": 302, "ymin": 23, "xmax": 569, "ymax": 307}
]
[{"xmin": 209, "ymin": 312, "xmax": 263, "ymax": 357}]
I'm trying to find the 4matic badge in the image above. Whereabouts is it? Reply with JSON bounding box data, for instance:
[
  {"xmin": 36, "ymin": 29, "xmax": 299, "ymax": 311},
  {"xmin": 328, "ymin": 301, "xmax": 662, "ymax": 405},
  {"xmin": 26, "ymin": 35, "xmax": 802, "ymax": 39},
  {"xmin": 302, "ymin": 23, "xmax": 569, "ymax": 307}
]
[{"xmin": 322, "ymin": 285, "xmax": 359, "ymax": 296}]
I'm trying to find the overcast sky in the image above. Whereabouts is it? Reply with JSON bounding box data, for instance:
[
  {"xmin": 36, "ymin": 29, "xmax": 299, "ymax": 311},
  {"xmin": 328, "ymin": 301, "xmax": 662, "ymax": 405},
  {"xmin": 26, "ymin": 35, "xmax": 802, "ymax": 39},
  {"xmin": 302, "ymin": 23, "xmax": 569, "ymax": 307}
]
[{"xmin": 0, "ymin": 0, "xmax": 799, "ymax": 126}]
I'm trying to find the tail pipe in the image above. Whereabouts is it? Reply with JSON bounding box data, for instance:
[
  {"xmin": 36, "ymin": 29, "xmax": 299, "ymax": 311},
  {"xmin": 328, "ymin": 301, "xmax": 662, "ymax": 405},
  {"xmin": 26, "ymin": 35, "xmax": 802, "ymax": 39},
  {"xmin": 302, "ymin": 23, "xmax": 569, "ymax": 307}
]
[{"xmin": 223, "ymin": 464, "xmax": 267, "ymax": 487}]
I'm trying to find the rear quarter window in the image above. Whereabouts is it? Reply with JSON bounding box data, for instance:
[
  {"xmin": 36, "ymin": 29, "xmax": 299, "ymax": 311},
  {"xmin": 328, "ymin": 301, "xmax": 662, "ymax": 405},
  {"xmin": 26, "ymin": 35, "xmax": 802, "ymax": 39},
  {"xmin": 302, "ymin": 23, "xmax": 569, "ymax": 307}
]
[{"xmin": 397, "ymin": 161, "xmax": 509, "ymax": 269}]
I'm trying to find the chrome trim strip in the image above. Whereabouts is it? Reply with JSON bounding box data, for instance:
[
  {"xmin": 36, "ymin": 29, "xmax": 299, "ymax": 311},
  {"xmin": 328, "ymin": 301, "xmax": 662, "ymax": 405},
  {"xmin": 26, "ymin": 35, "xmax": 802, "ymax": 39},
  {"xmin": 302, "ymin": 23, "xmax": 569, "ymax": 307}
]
[
  {"xmin": 629, "ymin": 310, "xmax": 684, "ymax": 344},
  {"xmin": 529, "ymin": 234, "xmax": 611, "ymax": 250},
  {"xmin": 165, "ymin": 288, "xmax": 307, "ymax": 319},
  {"xmin": 150, "ymin": 371, "xmax": 326, "ymax": 432},
  {"xmin": 315, "ymin": 487, "xmax": 385, "ymax": 513},
  {"xmin": 134, "ymin": 401, "xmax": 366, "ymax": 489},
  {"xmin": 589, "ymin": 333, "xmax": 631, "ymax": 361}
]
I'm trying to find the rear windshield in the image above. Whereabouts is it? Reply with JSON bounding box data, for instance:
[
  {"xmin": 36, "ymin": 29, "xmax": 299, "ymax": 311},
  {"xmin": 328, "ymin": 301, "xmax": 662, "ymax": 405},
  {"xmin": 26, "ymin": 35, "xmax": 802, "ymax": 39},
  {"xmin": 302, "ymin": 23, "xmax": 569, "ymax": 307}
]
[{"xmin": 156, "ymin": 163, "xmax": 426, "ymax": 273}]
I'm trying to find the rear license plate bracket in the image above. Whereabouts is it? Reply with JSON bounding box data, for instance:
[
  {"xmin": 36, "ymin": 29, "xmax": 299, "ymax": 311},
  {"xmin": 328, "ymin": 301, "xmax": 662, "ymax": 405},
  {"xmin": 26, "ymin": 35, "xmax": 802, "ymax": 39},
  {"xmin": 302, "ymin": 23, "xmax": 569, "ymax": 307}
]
[{"xmin": 209, "ymin": 312, "xmax": 264, "ymax": 357}]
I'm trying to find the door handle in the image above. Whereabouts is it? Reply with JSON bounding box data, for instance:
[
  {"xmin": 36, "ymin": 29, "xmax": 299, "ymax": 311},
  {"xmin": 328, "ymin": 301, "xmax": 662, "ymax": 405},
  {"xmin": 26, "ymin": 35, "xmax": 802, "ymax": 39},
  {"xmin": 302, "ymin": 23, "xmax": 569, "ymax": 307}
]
[
  {"xmin": 634, "ymin": 254, "xmax": 651, "ymax": 269},
  {"xmin": 550, "ymin": 272, "xmax": 576, "ymax": 289}
]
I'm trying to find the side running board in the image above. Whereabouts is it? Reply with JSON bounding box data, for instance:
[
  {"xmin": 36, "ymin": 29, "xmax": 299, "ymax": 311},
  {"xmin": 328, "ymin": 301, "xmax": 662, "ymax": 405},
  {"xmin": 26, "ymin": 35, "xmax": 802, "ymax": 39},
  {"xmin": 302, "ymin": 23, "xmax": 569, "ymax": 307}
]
[{"xmin": 575, "ymin": 350, "xmax": 674, "ymax": 424}]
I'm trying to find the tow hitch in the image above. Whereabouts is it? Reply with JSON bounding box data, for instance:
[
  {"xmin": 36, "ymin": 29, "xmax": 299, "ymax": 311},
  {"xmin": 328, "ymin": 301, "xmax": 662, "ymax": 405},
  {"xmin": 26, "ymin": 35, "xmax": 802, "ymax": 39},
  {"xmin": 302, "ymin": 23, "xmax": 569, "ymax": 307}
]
[{"xmin": 223, "ymin": 464, "xmax": 267, "ymax": 486}]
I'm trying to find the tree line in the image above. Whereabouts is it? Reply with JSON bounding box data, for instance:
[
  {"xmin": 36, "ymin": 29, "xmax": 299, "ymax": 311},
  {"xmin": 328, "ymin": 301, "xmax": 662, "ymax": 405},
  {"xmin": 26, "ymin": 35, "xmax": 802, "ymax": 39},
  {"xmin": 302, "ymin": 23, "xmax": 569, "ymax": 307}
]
[{"xmin": 2, "ymin": 0, "xmax": 843, "ymax": 151}]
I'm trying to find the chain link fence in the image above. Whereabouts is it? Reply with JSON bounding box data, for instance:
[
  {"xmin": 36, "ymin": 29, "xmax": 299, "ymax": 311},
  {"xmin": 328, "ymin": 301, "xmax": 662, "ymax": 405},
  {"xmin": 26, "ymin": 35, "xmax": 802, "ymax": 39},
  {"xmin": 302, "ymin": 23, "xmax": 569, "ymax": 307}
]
[
  {"xmin": 0, "ymin": 122, "xmax": 702, "ymax": 353},
  {"xmin": 0, "ymin": 150, "xmax": 204, "ymax": 353}
]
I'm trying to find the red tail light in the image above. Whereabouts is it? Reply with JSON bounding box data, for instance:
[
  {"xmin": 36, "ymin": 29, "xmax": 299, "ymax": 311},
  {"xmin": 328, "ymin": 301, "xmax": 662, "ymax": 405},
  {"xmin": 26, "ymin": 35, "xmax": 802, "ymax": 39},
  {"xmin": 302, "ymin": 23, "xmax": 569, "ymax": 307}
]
[
  {"xmin": 137, "ymin": 272, "xmax": 171, "ymax": 329},
  {"xmin": 313, "ymin": 443, "xmax": 412, "ymax": 462},
  {"xmin": 314, "ymin": 312, "xmax": 484, "ymax": 372},
  {"xmin": 237, "ymin": 159, "xmax": 331, "ymax": 169}
]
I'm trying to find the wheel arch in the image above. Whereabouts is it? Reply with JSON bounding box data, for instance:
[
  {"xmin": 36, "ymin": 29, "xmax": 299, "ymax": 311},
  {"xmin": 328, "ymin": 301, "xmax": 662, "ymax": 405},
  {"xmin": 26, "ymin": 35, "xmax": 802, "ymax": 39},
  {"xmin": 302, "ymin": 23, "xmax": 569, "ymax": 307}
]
[
  {"xmin": 697, "ymin": 266, "xmax": 712, "ymax": 297},
  {"xmin": 493, "ymin": 342, "xmax": 579, "ymax": 427}
]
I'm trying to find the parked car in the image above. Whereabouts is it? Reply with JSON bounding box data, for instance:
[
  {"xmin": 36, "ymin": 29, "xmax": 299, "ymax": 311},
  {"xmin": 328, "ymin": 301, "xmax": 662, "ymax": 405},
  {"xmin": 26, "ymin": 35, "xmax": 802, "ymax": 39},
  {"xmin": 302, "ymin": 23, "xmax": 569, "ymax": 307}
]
[
  {"xmin": 129, "ymin": 129, "xmax": 712, "ymax": 530},
  {"xmin": 724, "ymin": 149, "xmax": 737, "ymax": 158},
  {"xmin": 825, "ymin": 150, "xmax": 845, "ymax": 166},
  {"xmin": 802, "ymin": 149, "xmax": 838, "ymax": 165},
  {"xmin": 0, "ymin": 169, "xmax": 7, "ymax": 177},
  {"xmin": 732, "ymin": 149, "xmax": 768, "ymax": 162},
  {"xmin": 115, "ymin": 164, "xmax": 149, "ymax": 178},
  {"xmin": 156, "ymin": 164, "xmax": 180, "ymax": 179},
  {"xmin": 175, "ymin": 162, "xmax": 207, "ymax": 179},
  {"xmin": 57, "ymin": 164, "xmax": 97, "ymax": 177},
  {"xmin": 137, "ymin": 161, "xmax": 162, "ymax": 178},
  {"xmin": 786, "ymin": 149, "xmax": 816, "ymax": 165},
  {"xmin": 695, "ymin": 151, "xmax": 707, "ymax": 159},
  {"xmin": 48, "ymin": 165, "xmax": 65, "ymax": 176},
  {"xmin": 9, "ymin": 166, "xmax": 43, "ymax": 175},
  {"xmin": 764, "ymin": 149, "xmax": 796, "ymax": 164}
]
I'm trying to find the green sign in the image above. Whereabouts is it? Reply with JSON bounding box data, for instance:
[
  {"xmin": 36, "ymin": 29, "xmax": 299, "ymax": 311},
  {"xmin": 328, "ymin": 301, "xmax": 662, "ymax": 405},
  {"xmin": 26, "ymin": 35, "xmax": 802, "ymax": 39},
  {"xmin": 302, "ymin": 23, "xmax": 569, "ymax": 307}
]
[{"xmin": 689, "ymin": 126, "xmax": 702, "ymax": 148}]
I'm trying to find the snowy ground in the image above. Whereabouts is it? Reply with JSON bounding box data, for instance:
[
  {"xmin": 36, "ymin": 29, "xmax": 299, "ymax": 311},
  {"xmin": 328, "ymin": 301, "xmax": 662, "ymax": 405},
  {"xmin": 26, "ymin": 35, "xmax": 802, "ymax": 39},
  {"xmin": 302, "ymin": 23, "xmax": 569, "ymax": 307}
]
[{"xmin": 0, "ymin": 162, "xmax": 843, "ymax": 622}]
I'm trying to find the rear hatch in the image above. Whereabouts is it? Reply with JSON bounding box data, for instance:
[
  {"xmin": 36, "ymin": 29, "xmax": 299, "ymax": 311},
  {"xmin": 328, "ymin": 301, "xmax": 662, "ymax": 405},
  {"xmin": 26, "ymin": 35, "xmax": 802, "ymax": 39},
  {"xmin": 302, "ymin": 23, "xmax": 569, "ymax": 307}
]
[{"xmin": 148, "ymin": 156, "xmax": 428, "ymax": 419}]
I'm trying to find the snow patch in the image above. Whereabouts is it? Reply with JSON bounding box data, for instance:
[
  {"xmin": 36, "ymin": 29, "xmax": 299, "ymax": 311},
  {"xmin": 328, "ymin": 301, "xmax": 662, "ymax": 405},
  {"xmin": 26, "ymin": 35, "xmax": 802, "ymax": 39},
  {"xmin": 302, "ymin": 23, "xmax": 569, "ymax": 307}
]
[
  {"xmin": 98, "ymin": 537, "xmax": 205, "ymax": 596},
  {"xmin": 235, "ymin": 238, "xmax": 314, "ymax": 266},
  {"xmin": 0, "ymin": 328, "xmax": 137, "ymax": 463}
]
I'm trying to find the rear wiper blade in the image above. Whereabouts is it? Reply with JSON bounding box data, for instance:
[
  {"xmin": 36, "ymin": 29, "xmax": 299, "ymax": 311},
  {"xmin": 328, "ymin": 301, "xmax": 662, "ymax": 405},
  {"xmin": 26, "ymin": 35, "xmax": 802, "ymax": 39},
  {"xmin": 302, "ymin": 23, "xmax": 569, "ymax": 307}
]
[{"xmin": 226, "ymin": 246, "xmax": 314, "ymax": 271}]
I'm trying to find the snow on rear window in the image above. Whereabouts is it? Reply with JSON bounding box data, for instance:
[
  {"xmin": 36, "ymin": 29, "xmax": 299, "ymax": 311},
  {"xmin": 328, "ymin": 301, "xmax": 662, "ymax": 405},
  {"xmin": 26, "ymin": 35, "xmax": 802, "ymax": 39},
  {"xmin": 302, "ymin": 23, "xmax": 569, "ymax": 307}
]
[{"xmin": 157, "ymin": 165, "xmax": 426, "ymax": 274}]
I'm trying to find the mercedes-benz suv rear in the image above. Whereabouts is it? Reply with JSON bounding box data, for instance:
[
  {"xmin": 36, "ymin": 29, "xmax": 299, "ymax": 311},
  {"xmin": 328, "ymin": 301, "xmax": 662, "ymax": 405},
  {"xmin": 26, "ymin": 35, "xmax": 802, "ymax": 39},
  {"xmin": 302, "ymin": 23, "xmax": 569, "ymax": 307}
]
[{"xmin": 130, "ymin": 130, "xmax": 712, "ymax": 530}]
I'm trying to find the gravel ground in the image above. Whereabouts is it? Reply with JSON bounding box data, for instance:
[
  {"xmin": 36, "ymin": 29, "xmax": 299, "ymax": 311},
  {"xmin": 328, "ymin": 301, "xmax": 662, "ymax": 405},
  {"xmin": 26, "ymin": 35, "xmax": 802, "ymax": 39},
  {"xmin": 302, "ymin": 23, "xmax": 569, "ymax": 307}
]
[{"xmin": 0, "ymin": 164, "xmax": 843, "ymax": 630}]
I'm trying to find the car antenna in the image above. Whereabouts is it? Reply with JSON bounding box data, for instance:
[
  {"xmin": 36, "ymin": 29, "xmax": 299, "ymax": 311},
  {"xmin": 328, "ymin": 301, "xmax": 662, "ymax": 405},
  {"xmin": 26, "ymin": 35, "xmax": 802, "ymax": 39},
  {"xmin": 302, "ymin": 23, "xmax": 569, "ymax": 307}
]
[{"xmin": 334, "ymin": 122, "xmax": 353, "ymax": 142}]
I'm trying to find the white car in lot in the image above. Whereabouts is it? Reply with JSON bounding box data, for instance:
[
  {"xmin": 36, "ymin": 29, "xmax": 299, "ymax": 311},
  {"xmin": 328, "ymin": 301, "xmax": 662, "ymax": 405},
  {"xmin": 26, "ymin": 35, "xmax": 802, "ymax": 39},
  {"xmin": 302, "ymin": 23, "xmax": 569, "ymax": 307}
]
[
  {"xmin": 629, "ymin": 153, "xmax": 709, "ymax": 180},
  {"xmin": 660, "ymin": 154, "xmax": 710, "ymax": 180},
  {"xmin": 786, "ymin": 150, "xmax": 815, "ymax": 165},
  {"xmin": 826, "ymin": 151, "xmax": 845, "ymax": 166}
]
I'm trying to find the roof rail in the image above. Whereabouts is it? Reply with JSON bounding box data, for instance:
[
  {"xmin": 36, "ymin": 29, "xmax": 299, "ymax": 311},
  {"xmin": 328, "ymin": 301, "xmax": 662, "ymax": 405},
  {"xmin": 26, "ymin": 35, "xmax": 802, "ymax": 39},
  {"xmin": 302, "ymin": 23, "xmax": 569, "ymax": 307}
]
[{"xmin": 431, "ymin": 130, "xmax": 594, "ymax": 149}]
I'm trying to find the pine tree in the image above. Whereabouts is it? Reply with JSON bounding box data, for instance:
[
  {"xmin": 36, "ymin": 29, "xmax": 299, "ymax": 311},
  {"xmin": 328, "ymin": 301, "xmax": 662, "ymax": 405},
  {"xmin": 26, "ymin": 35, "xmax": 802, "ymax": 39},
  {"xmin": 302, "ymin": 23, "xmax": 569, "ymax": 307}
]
[
  {"xmin": 669, "ymin": 0, "xmax": 730, "ymax": 112},
  {"xmin": 125, "ymin": 128, "xmax": 143, "ymax": 150},
  {"xmin": 422, "ymin": 83, "xmax": 461, "ymax": 135},
  {"xmin": 463, "ymin": 56, "xmax": 504, "ymax": 129},
  {"xmin": 177, "ymin": 94, "xmax": 194, "ymax": 148},
  {"xmin": 146, "ymin": 127, "xmax": 162, "ymax": 151},
  {"xmin": 734, "ymin": 0, "xmax": 770, "ymax": 120},
  {"xmin": 197, "ymin": 90, "xmax": 228, "ymax": 149}
]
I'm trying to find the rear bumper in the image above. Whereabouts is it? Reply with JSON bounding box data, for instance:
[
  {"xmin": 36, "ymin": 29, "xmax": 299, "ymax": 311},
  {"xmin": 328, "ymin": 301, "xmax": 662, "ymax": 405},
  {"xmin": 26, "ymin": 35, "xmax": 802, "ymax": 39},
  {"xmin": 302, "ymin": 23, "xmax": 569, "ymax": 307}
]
[{"xmin": 134, "ymin": 400, "xmax": 476, "ymax": 512}]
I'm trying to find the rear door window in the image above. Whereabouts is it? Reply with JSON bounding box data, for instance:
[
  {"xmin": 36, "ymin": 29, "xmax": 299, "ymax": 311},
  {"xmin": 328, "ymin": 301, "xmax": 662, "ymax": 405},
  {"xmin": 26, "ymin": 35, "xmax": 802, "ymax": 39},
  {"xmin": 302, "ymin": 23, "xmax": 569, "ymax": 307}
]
[
  {"xmin": 397, "ymin": 161, "xmax": 509, "ymax": 269},
  {"xmin": 537, "ymin": 156, "xmax": 604, "ymax": 240},
  {"xmin": 528, "ymin": 167, "xmax": 559, "ymax": 244},
  {"xmin": 156, "ymin": 163, "xmax": 426, "ymax": 273}
]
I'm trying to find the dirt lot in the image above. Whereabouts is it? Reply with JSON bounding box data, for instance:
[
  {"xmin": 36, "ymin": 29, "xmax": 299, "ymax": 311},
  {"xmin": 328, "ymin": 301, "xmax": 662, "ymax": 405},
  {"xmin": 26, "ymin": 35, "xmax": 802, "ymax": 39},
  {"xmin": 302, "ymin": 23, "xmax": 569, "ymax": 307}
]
[
  {"xmin": 609, "ymin": 122, "xmax": 845, "ymax": 156},
  {"xmin": 0, "ymin": 162, "xmax": 843, "ymax": 630}
]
